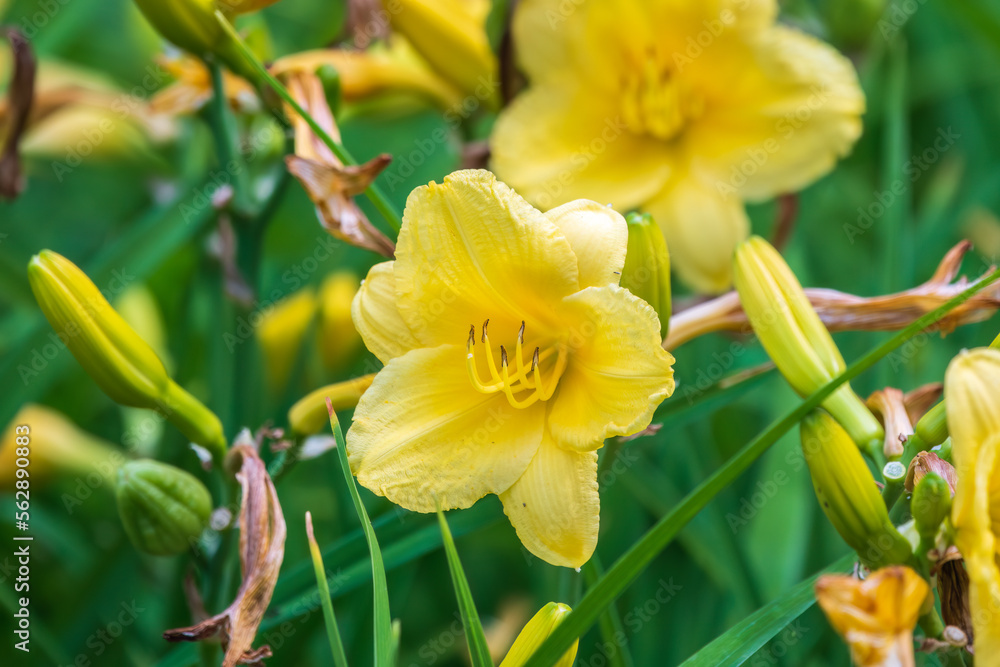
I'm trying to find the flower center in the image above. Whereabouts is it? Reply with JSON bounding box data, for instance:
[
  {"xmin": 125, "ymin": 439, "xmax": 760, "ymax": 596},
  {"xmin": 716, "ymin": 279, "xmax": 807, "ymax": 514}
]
[
  {"xmin": 466, "ymin": 320, "xmax": 568, "ymax": 409},
  {"xmin": 620, "ymin": 53, "xmax": 703, "ymax": 142}
]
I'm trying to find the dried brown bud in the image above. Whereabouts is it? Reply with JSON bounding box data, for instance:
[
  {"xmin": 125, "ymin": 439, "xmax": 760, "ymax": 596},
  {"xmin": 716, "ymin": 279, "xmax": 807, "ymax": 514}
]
[{"xmin": 904, "ymin": 452, "xmax": 957, "ymax": 495}]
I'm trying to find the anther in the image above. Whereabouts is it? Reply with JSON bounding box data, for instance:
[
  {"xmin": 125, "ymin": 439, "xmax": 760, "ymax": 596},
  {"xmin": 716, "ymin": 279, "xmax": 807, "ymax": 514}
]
[
  {"xmin": 481, "ymin": 318, "xmax": 489, "ymax": 343},
  {"xmin": 467, "ymin": 324, "xmax": 475, "ymax": 347},
  {"xmin": 500, "ymin": 345, "xmax": 508, "ymax": 367},
  {"xmin": 531, "ymin": 347, "xmax": 540, "ymax": 371},
  {"xmin": 518, "ymin": 321, "xmax": 525, "ymax": 344}
]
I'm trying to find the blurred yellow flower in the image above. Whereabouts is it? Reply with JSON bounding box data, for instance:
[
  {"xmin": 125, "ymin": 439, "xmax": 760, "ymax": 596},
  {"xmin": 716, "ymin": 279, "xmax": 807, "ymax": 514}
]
[
  {"xmin": 945, "ymin": 347, "xmax": 1000, "ymax": 658},
  {"xmin": 258, "ymin": 288, "xmax": 317, "ymax": 389},
  {"xmin": 492, "ymin": 0, "xmax": 864, "ymax": 292},
  {"xmin": 347, "ymin": 170, "xmax": 675, "ymax": 567},
  {"xmin": 385, "ymin": 0, "xmax": 498, "ymax": 108},
  {"xmin": 816, "ymin": 566, "xmax": 929, "ymax": 667},
  {"xmin": 499, "ymin": 602, "xmax": 577, "ymax": 667},
  {"xmin": 317, "ymin": 271, "xmax": 363, "ymax": 371}
]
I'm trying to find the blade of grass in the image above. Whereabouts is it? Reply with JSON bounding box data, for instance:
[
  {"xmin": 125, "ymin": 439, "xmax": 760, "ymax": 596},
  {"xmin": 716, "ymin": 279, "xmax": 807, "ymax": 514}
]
[
  {"xmin": 582, "ymin": 558, "xmax": 633, "ymax": 667},
  {"xmin": 521, "ymin": 267, "xmax": 1000, "ymax": 667},
  {"xmin": 214, "ymin": 10, "xmax": 402, "ymax": 234},
  {"xmin": 305, "ymin": 511, "xmax": 351, "ymax": 667},
  {"xmin": 679, "ymin": 553, "xmax": 854, "ymax": 666},
  {"xmin": 436, "ymin": 506, "xmax": 494, "ymax": 667},
  {"xmin": 328, "ymin": 402, "xmax": 394, "ymax": 666}
]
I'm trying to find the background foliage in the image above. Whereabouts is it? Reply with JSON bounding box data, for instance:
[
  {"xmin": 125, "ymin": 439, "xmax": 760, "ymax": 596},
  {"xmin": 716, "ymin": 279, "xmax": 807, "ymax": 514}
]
[{"xmin": 2, "ymin": 0, "xmax": 1000, "ymax": 665}]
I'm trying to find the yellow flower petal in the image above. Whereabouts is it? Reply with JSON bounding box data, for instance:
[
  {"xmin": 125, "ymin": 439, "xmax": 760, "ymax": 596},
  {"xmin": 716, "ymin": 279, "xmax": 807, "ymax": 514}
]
[
  {"xmin": 683, "ymin": 25, "xmax": 864, "ymax": 201},
  {"xmin": 352, "ymin": 261, "xmax": 422, "ymax": 363},
  {"xmin": 544, "ymin": 200, "xmax": 628, "ymax": 288},
  {"xmin": 393, "ymin": 170, "xmax": 580, "ymax": 345},
  {"xmin": 490, "ymin": 84, "xmax": 674, "ymax": 211},
  {"xmin": 644, "ymin": 173, "xmax": 749, "ymax": 293},
  {"xmin": 547, "ymin": 285, "xmax": 675, "ymax": 450},
  {"xmin": 500, "ymin": 432, "xmax": 599, "ymax": 568},
  {"xmin": 347, "ymin": 345, "xmax": 544, "ymax": 512}
]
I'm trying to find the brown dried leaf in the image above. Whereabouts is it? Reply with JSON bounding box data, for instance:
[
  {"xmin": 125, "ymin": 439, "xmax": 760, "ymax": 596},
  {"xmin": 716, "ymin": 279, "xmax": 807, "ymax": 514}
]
[
  {"xmin": 164, "ymin": 441, "xmax": 287, "ymax": 667},
  {"xmin": 935, "ymin": 550, "xmax": 974, "ymax": 649},
  {"xmin": 345, "ymin": 0, "xmax": 391, "ymax": 48},
  {"xmin": 0, "ymin": 29, "xmax": 36, "ymax": 200},
  {"xmin": 902, "ymin": 383, "xmax": 943, "ymax": 425},
  {"xmin": 904, "ymin": 451, "xmax": 958, "ymax": 495},
  {"xmin": 283, "ymin": 70, "xmax": 395, "ymax": 258},
  {"xmin": 867, "ymin": 388, "xmax": 912, "ymax": 459},
  {"xmin": 666, "ymin": 241, "xmax": 1000, "ymax": 350}
]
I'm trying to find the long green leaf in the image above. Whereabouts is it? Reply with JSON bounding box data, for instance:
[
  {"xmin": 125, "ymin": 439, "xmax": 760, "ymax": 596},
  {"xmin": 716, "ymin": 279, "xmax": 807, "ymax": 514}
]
[
  {"xmin": 679, "ymin": 553, "xmax": 854, "ymax": 666},
  {"xmin": 437, "ymin": 507, "xmax": 494, "ymax": 667},
  {"xmin": 330, "ymin": 406, "xmax": 394, "ymax": 666},
  {"xmin": 582, "ymin": 558, "xmax": 633, "ymax": 667},
  {"xmin": 521, "ymin": 267, "xmax": 1000, "ymax": 667},
  {"xmin": 305, "ymin": 511, "xmax": 351, "ymax": 667}
]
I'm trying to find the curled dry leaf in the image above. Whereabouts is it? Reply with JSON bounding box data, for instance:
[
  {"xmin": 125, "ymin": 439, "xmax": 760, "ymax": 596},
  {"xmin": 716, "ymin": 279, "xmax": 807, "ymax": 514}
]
[
  {"xmin": 904, "ymin": 452, "xmax": 958, "ymax": 495},
  {"xmin": 163, "ymin": 441, "xmax": 287, "ymax": 667},
  {"xmin": 0, "ymin": 29, "xmax": 36, "ymax": 200},
  {"xmin": 666, "ymin": 241, "xmax": 1000, "ymax": 349},
  {"xmin": 281, "ymin": 70, "xmax": 395, "ymax": 258},
  {"xmin": 934, "ymin": 546, "xmax": 974, "ymax": 649}
]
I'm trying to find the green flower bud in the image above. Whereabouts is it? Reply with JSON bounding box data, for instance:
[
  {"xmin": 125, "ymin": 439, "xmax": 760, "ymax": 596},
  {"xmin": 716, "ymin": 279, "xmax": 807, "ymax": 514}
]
[
  {"xmin": 913, "ymin": 401, "xmax": 947, "ymax": 448},
  {"xmin": 801, "ymin": 410, "xmax": 913, "ymax": 569},
  {"xmin": 621, "ymin": 212, "xmax": 671, "ymax": 339},
  {"xmin": 28, "ymin": 251, "xmax": 226, "ymax": 461},
  {"xmin": 499, "ymin": 602, "xmax": 578, "ymax": 667},
  {"xmin": 911, "ymin": 472, "xmax": 952, "ymax": 542},
  {"xmin": 735, "ymin": 236, "xmax": 883, "ymax": 452},
  {"xmin": 115, "ymin": 460, "xmax": 212, "ymax": 556}
]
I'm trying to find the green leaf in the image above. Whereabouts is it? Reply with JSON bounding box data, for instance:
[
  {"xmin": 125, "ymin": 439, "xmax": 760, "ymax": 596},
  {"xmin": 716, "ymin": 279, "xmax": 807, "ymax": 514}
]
[
  {"xmin": 679, "ymin": 553, "xmax": 854, "ymax": 666},
  {"xmin": 582, "ymin": 558, "xmax": 633, "ymax": 667},
  {"xmin": 436, "ymin": 506, "xmax": 494, "ymax": 667},
  {"xmin": 305, "ymin": 511, "xmax": 351, "ymax": 667},
  {"xmin": 521, "ymin": 266, "xmax": 1000, "ymax": 667},
  {"xmin": 330, "ymin": 407, "xmax": 394, "ymax": 667}
]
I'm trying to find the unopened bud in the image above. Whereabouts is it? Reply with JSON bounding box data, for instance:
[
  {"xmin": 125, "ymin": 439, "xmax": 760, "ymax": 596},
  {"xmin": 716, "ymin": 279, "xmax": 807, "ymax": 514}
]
[
  {"xmin": 801, "ymin": 410, "xmax": 912, "ymax": 569},
  {"xmin": 735, "ymin": 237, "xmax": 883, "ymax": 451},
  {"xmin": 289, "ymin": 374, "xmax": 375, "ymax": 435},
  {"xmin": 499, "ymin": 602, "xmax": 578, "ymax": 667},
  {"xmin": 913, "ymin": 401, "xmax": 947, "ymax": 448},
  {"xmin": 115, "ymin": 460, "xmax": 212, "ymax": 556},
  {"xmin": 911, "ymin": 473, "xmax": 952, "ymax": 543},
  {"xmin": 621, "ymin": 212, "xmax": 671, "ymax": 339}
]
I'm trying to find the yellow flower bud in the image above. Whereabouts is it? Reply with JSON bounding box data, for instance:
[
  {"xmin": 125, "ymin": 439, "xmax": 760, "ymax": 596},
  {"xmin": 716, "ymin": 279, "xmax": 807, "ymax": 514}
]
[
  {"xmin": 816, "ymin": 566, "xmax": 929, "ymax": 667},
  {"xmin": 115, "ymin": 459, "xmax": 212, "ymax": 556},
  {"xmin": 734, "ymin": 236, "xmax": 883, "ymax": 452},
  {"xmin": 386, "ymin": 0, "xmax": 499, "ymax": 109},
  {"xmin": 499, "ymin": 602, "xmax": 577, "ymax": 667},
  {"xmin": 1, "ymin": 405, "xmax": 122, "ymax": 491},
  {"xmin": 27, "ymin": 251, "xmax": 226, "ymax": 460},
  {"xmin": 801, "ymin": 410, "xmax": 912, "ymax": 569},
  {"xmin": 621, "ymin": 212, "xmax": 671, "ymax": 339},
  {"xmin": 317, "ymin": 272, "xmax": 362, "ymax": 371},
  {"xmin": 257, "ymin": 288, "xmax": 317, "ymax": 389},
  {"xmin": 944, "ymin": 347, "xmax": 1000, "ymax": 658},
  {"xmin": 288, "ymin": 375, "xmax": 375, "ymax": 435},
  {"xmin": 132, "ymin": 0, "xmax": 223, "ymax": 60}
]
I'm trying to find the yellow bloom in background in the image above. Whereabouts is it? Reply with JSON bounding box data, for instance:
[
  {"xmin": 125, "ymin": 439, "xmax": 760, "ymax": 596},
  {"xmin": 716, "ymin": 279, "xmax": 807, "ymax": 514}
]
[
  {"xmin": 816, "ymin": 566, "xmax": 929, "ymax": 667},
  {"xmin": 492, "ymin": 0, "xmax": 864, "ymax": 292},
  {"xmin": 348, "ymin": 170, "xmax": 675, "ymax": 567},
  {"xmin": 385, "ymin": 0, "xmax": 499, "ymax": 109},
  {"xmin": 945, "ymin": 347, "xmax": 1000, "ymax": 658},
  {"xmin": 271, "ymin": 36, "xmax": 463, "ymax": 111},
  {"xmin": 257, "ymin": 288, "xmax": 317, "ymax": 389},
  {"xmin": 734, "ymin": 236, "xmax": 883, "ymax": 452},
  {"xmin": 498, "ymin": 602, "xmax": 578, "ymax": 667},
  {"xmin": 1, "ymin": 404, "xmax": 122, "ymax": 492},
  {"xmin": 317, "ymin": 271, "xmax": 363, "ymax": 372}
]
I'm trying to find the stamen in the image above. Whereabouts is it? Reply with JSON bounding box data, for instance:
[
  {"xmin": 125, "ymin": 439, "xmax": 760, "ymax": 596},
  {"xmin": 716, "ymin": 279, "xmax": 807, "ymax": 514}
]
[
  {"xmin": 518, "ymin": 321, "xmax": 525, "ymax": 344},
  {"xmin": 481, "ymin": 319, "xmax": 489, "ymax": 344},
  {"xmin": 462, "ymin": 322, "xmax": 569, "ymax": 408},
  {"xmin": 467, "ymin": 324, "xmax": 475, "ymax": 348},
  {"xmin": 531, "ymin": 347, "xmax": 540, "ymax": 371},
  {"xmin": 500, "ymin": 345, "xmax": 508, "ymax": 367}
]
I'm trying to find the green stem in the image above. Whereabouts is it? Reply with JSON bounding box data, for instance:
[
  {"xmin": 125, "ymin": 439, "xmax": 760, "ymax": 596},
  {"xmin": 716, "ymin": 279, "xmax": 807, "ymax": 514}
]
[
  {"xmin": 521, "ymin": 267, "xmax": 1000, "ymax": 667},
  {"xmin": 214, "ymin": 10, "xmax": 402, "ymax": 234},
  {"xmin": 207, "ymin": 60, "xmax": 254, "ymax": 218}
]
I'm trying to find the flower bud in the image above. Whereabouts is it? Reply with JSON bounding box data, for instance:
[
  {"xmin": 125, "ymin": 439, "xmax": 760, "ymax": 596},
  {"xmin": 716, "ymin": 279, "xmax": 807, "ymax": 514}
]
[
  {"xmin": 944, "ymin": 347, "xmax": 1000, "ymax": 657},
  {"xmin": 318, "ymin": 272, "xmax": 363, "ymax": 371},
  {"xmin": 735, "ymin": 236, "xmax": 883, "ymax": 452},
  {"xmin": 132, "ymin": 0, "xmax": 224, "ymax": 60},
  {"xmin": 288, "ymin": 374, "xmax": 375, "ymax": 435},
  {"xmin": 621, "ymin": 212, "xmax": 671, "ymax": 339},
  {"xmin": 499, "ymin": 602, "xmax": 578, "ymax": 667},
  {"xmin": 257, "ymin": 287, "xmax": 317, "ymax": 389},
  {"xmin": 911, "ymin": 473, "xmax": 952, "ymax": 543},
  {"xmin": 801, "ymin": 410, "xmax": 912, "ymax": 569},
  {"xmin": 28, "ymin": 251, "xmax": 226, "ymax": 459},
  {"xmin": 913, "ymin": 401, "xmax": 947, "ymax": 448},
  {"xmin": 816, "ymin": 566, "xmax": 928, "ymax": 667},
  {"xmin": 115, "ymin": 460, "xmax": 212, "ymax": 556},
  {"xmin": 387, "ymin": 0, "xmax": 498, "ymax": 109}
]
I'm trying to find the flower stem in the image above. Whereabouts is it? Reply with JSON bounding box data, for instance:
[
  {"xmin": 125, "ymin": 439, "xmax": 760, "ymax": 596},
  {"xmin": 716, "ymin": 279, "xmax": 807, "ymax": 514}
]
[
  {"xmin": 206, "ymin": 60, "xmax": 253, "ymax": 218},
  {"xmin": 214, "ymin": 10, "xmax": 402, "ymax": 234}
]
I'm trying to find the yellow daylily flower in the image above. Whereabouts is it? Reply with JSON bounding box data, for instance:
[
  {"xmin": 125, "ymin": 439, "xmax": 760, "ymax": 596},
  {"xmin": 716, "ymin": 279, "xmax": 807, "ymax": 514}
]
[
  {"xmin": 491, "ymin": 0, "xmax": 864, "ymax": 292},
  {"xmin": 816, "ymin": 566, "xmax": 929, "ymax": 667},
  {"xmin": 257, "ymin": 288, "xmax": 317, "ymax": 389},
  {"xmin": 385, "ymin": 0, "xmax": 498, "ymax": 108},
  {"xmin": 499, "ymin": 602, "xmax": 577, "ymax": 667},
  {"xmin": 945, "ymin": 348, "xmax": 1000, "ymax": 658},
  {"xmin": 347, "ymin": 170, "xmax": 675, "ymax": 567},
  {"xmin": 317, "ymin": 271, "xmax": 363, "ymax": 371}
]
